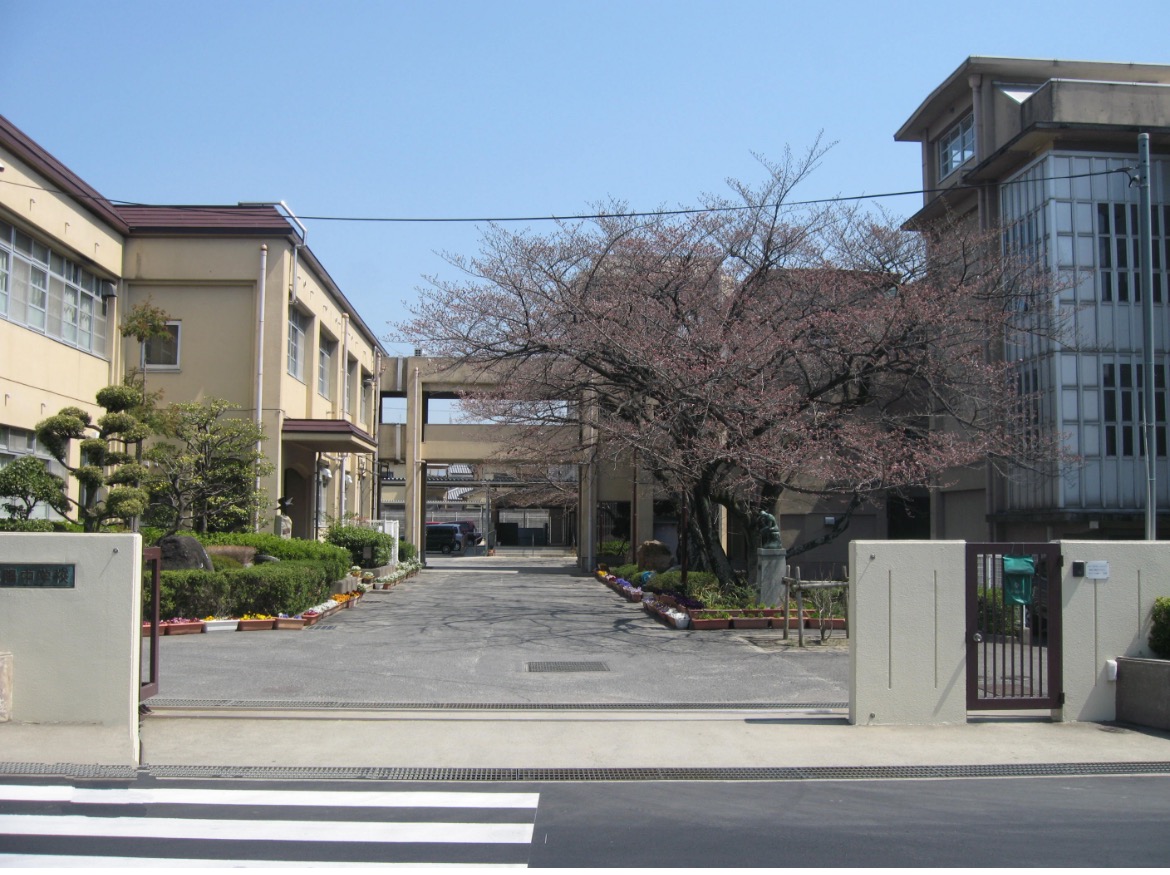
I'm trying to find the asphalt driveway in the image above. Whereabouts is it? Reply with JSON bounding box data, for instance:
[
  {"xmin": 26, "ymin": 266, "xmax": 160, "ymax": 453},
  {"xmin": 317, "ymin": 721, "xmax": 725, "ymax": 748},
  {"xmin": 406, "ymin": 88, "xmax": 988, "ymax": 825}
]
[{"xmin": 148, "ymin": 553, "xmax": 849, "ymax": 706}]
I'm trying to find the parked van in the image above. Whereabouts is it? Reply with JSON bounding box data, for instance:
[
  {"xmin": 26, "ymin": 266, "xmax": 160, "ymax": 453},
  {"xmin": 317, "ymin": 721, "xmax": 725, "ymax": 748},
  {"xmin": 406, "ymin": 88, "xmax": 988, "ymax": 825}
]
[{"xmin": 425, "ymin": 523, "xmax": 463, "ymax": 554}]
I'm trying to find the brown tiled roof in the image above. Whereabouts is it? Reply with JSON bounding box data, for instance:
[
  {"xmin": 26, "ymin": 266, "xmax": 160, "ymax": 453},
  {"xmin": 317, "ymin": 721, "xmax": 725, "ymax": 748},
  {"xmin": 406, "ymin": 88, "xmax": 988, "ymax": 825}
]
[
  {"xmin": 114, "ymin": 204, "xmax": 295, "ymax": 236},
  {"xmin": 0, "ymin": 113, "xmax": 129, "ymax": 234}
]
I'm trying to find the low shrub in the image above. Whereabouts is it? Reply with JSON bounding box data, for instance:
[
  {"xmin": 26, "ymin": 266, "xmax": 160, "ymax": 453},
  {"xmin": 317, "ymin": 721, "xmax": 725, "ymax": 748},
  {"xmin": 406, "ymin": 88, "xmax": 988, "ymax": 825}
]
[
  {"xmin": 155, "ymin": 569, "xmax": 233, "ymax": 619},
  {"xmin": 210, "ymin": 553, "xmax": 244, "ymax": 571},
  {"xmin": 610, "ymin": 563, "xmax": 640, "ymax": 580},
  {"xmin": 198, "ymin": 532, "xmax": 349, "ymax": 582},
  {"xmin": 977, "ymin": 586, "xmax": 1022, "ymax": 636},
  {"xmin": 398, "ymin": 539, "xmax": 417, "ymax": 564},
  {"xmin": 156, "ymin": 560, "xmax": 331, "ymax": 618},
  {"xmin": 597, "ymin": 539, "xmax": 629, "ymax": 557},
  {"xmin": 326, "ymin": 524, "xmax": 397, "ymax": 568},
  {"xmin": 0, "ymin": 519, "xmax": 57, "ymax": 532},
  {"xmin": 1151, "ymin": 596, "xmax": 1170, "ymax": 658},
  {"xmin": 651, "ymin": 570, "xmax": 721, "ymax": 603}
]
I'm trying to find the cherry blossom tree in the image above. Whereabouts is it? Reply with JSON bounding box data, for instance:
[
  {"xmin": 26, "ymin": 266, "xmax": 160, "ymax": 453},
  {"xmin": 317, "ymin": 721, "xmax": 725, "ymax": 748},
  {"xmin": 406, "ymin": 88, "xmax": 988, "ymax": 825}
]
[{"xmin": 399, "ymin": 144, "xmax": 1059, "ymax": 586}]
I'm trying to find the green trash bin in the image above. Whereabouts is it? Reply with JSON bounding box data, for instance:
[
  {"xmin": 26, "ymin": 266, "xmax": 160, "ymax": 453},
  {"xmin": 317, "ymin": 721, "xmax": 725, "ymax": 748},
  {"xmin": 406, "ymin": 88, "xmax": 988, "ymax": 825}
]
[{"xmin": 1002, "ymin": 555, "xmax": 1035, "ymax": 606}]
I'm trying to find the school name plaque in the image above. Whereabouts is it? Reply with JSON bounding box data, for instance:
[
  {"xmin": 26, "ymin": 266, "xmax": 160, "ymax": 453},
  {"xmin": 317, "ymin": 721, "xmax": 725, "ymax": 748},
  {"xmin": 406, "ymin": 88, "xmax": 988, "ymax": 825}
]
[{"xmin": 0, "ymin": 564, "xmax": 76, "ymax": 588}]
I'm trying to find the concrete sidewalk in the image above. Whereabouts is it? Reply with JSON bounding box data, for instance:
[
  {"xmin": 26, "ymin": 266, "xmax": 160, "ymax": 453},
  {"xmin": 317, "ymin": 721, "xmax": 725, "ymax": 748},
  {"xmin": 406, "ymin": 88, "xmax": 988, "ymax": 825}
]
[
  {"xmin": 4, "ymin": 707, "xmax": 1170, "ymax": 774},
  {"xmin": 137, "ymin": 707, "xmax": 1170, "ymax": 771},
  {"xmin": 3, "ymin": 555, "xmax": 1170, "ymax": 776}
]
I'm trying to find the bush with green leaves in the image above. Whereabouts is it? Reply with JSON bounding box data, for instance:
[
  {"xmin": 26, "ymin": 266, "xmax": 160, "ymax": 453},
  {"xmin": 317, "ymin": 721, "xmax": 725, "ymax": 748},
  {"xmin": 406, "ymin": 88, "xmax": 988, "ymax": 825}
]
[
  {"xmin": 597, "ymin": 539, "xmax": 629, "ymax": 556},
  {"xmin": 0, "ymin": 456, "xmax": 68, "ymax": 520},
  {"xmin": 326, "ymin": 524, "xmax": 397, "ymax": 568},
  {"xmin": 398, "ymin": 539, "xmax": 417, "ymax": 564},
  {"xmin": 0, "ymin": 519, "xmax": 59, "ymax": 533},
  {"xmin": 1150, "ymin": 597, "xmax": 1170, "ymax": 659},
  {"xmin": 649, "ymin": 570, "xmax": 725, "ymax": 604},
  {"xmin": 197, "ymin": 532, "xmax": 349, "ymax": 582},
  {"xmin": 155, "ymin": 560, "xmax": 331, "ymax": 619}
]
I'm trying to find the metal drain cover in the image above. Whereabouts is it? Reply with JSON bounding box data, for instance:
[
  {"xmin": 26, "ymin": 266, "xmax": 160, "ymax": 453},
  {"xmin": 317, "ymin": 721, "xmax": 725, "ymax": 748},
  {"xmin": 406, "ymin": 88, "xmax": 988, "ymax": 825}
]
[{"xmin": 527, "ymin": 661, "xmax": 610, "ymax": 673}]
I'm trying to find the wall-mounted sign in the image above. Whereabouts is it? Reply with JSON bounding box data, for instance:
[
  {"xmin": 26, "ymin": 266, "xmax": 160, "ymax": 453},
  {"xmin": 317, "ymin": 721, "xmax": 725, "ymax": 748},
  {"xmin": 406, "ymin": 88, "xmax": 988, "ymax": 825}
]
[
  {"xmin": 1085, "ymin": 560, "xmax": 1110, "ymax": 580},
  {"xmin": 0, "ymin": 564, "xmax": 76, "ymax": 588}
]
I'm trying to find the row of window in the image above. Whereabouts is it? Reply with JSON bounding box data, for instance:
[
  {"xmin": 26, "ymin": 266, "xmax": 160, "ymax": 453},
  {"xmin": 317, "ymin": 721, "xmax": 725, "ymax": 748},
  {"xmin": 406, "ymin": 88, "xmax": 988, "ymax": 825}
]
[
  {"xmin": 1097, "ymin": 203, "xmax": 1170, "ymax": 304},
  {"xmin": 0, "ymin": 219, "xmax": 111, "ymax": 355},
  {"xmin": 287, "ymin": 303, "xmax": 371, "ymax": 422}
]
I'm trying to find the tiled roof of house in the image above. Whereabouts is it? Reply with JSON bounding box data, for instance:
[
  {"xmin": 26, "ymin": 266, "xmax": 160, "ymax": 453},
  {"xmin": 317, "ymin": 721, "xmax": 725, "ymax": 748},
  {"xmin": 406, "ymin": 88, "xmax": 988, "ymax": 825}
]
[{"xmin": 114, "ymin": 204, "xmax": 295, "ymax": 236}]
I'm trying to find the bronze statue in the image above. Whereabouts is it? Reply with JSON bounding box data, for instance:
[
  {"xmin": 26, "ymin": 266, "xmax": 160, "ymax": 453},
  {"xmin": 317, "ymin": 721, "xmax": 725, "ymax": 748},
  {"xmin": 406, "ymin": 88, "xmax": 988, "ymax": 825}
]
[{"xmin": 757, "ymin": 510, "xmax": 782, "ymax": 549}]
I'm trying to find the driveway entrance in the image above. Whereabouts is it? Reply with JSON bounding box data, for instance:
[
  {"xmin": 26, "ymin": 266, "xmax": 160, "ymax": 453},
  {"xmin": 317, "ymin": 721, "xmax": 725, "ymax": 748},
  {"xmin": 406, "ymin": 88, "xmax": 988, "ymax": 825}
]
[{"xmin": 148, "ymin": 553, "xmax": 847, "ymax": 707}]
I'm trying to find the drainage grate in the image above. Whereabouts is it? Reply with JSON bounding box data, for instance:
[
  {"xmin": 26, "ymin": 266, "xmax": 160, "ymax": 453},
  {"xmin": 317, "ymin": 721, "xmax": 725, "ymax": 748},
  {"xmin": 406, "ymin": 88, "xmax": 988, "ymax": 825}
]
[
  {"xmin": 527, "ymin": 662, "xmax": 610, "ymax": 673},
  {"xmin": 146, "ymin": 699, "xmax": 847, "ymax": 710},
  {"xmin": 0, "ymin": 762, "xmax": 139, "ymax": 779},
  {"xmin": 133, "ymin": 761, "xmax": 1170, "ymax": 782}
]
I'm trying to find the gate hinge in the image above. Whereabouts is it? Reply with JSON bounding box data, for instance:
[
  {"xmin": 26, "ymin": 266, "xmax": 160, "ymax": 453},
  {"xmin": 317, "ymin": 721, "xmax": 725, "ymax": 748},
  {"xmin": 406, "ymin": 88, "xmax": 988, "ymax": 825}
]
[
  {"xmin": 1057, "ymin": 554, "xmax": 1064, "ymax": 568},
  {"xmin": 1058, "ymin": 691, "xmax": 1066, "ymax": 706}
]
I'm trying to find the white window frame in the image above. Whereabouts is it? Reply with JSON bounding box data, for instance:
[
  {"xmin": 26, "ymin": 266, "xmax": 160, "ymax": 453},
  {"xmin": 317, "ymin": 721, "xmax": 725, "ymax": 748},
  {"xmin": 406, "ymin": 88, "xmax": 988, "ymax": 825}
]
[
  {"xmin": 345, "ymin": 358, "xmax": 357, "ymax": 417},
  {"xmin": 0, "ymin": 219, "xmax": 109, "ymax": 354},
  {"xmin": 288, "ymin": 304, "xmax": 308, "ymax": 381},
  {"xmin": 318, "ymin": 333, "xmax": 336, "ymax": 399},
  {"xmin": 938, "ymin": 113, "xmax": 975, "ymax": 180},
  {"xmin": 0, "ymin": 248, "xmax": 9, "ymax": 318},
  {"xmin": 359, "ymin": 370, "xmax": 371, "ymax": 425},
  {"xmin": 142, "ymin": 321, "xmax": 182, "ymax": 369}
]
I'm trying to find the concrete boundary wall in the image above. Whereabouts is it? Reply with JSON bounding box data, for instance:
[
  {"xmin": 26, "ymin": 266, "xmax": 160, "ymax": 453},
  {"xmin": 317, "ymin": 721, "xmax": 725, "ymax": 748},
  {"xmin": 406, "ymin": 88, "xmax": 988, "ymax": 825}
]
[
  {"xmin": 0, "ymin": 533, "xmax": 141, "ymax": 763},
  {"xmin": 849, "ymin": 539, "xmax": 1170, "ymax": 726},
  {"xmin": 849, "ymin": 541, "xmax": 967, "ymax": 725},
  {"xmin": 1059, "ymin": 540, "xmax": 1170, "ymax": 722}
]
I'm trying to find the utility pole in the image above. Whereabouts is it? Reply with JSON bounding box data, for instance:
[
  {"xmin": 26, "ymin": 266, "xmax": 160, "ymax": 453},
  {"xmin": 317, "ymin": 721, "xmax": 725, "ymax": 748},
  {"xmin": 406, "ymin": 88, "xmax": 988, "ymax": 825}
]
[{"xmin": 1138, "ymin": 133, "xmax": 1157, "ymax": 540}]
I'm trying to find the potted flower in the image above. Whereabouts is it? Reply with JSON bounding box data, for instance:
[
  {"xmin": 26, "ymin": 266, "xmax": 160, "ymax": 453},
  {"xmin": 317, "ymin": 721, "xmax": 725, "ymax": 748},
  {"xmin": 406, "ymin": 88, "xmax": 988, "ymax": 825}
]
[
  {"xmin": 164, "ymin": 616, "xmax": 205, "ymax": 635},
  {"xmin": 203, "ymin": 616, "xmax": 237, "ymax": 632},
  {"xmin": 237, "ymin": 613, "xmax": 274, "ymax": 631},
  {"xmin": 274, "ymin": 613, "xmax": 306, "ymax": 630}
]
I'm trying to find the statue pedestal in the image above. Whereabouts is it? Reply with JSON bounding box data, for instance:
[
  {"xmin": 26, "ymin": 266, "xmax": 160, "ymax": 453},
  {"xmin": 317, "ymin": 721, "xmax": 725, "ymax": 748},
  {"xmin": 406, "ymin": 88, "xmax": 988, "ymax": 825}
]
[{"xmin": 757, "ymin": 547, "xmax": 788, "ymax": 606}]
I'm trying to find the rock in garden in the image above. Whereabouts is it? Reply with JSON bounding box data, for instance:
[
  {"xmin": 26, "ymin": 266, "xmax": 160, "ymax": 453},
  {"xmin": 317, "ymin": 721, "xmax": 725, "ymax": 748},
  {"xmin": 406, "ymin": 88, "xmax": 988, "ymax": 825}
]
[
  {"xmin": 636, "ymin": 540, "xmax": 674, "ymax": 572},
  {"xmin": 157, "ymin": 534, "xmax": 214, "ymax": 571}
]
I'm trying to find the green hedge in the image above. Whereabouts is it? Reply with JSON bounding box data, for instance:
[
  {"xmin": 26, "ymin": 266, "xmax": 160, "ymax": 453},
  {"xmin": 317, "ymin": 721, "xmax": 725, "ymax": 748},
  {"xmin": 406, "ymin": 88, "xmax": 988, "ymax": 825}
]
[
  {"xmin": 325, "ymin": 524, "xmax": 397, "ymax": 568},
  {"xmin": 398, "ymin": 539, "xmax": 417, "ymax": 564},
  {"xmin": 0, "ymin": 519, "xmax": 58, "ymax": 532},
  {"xmin": 155, "ymin": 560, "xmax": 331, "ymax": 618},
  {"xmin": 1151, "ymin": 596, "xmax": 1170, "ymax": 659},
  {"xmin": 197, "ymin": 532, "xmax": 349, "ymax": 582}
]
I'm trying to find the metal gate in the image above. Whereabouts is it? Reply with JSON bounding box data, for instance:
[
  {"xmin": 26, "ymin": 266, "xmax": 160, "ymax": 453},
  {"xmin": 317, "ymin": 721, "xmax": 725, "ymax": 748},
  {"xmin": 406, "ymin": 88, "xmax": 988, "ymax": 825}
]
[
  {"xmin": 141, "ymin": 547, "xmax": 161, "ymax": 703},
  {"xmin": 965, "ymin": 542, "xmax": 1063, "ymax": 710}
]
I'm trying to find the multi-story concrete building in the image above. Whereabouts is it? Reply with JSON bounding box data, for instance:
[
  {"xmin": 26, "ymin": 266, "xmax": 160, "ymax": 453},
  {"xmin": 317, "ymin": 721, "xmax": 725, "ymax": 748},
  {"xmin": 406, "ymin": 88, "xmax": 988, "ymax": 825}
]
[
  {"xmin": 1, "ymin": 114, "xmax": 385, "ymax": 538},
  {"xmin": 896, "ymin": 57, "xmax": 1170, "ymax": 542}
]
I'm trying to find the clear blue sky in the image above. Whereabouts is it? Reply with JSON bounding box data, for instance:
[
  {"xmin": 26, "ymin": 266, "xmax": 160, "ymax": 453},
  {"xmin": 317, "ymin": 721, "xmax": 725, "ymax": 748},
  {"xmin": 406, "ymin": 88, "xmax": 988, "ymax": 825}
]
[{"xmin": 4, "ymin": 0, "xmax": 1168, "ymax": 357}]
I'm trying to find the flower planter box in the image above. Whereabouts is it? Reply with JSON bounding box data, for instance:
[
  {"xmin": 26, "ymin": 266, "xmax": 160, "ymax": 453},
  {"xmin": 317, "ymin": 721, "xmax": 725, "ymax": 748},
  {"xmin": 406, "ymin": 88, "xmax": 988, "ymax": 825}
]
[
  {"xmin": 204, "ymin": 619, "xmax": 237, "ymax": 633},
  {"xmin": 301, "ymin": 614, "xmax": 320, "ymax": 626},
  {"xmin": 690, "ymin": 616, "xmax": 731, "ymax": 630},
  {"xmin": 274, "ymin": 617, "xmax": 306, "ymax": 630},
  {"xmin": 164, "ymin": 621, "xmax": 205, "ymax": 635},
  {"xmin": 237, "ymin": 618, "xmax": 274, "ymax": 631},
  {"xmin": 730, "ymin": 616, "xmax": 769, "ymax": 629}
]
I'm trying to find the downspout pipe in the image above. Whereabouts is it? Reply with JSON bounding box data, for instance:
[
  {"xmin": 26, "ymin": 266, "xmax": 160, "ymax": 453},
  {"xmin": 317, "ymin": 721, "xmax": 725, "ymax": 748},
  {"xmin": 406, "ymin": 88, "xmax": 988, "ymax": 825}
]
[
  {"xmin": 372, "ymin": 350, "xmax": 382, "ymax": 521},
  {"xmin": 254, "ymin": 244, "xmax": 267, "ymax": 531},
  {"xmin": 339, "ymin": 314, "xmax": 350, "ymax": 521}
]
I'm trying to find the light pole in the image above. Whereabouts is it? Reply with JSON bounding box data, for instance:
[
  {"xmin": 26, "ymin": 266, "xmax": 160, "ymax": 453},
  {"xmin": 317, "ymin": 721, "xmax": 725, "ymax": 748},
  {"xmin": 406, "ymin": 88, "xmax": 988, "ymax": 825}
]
[{"xmin": 1138, "ymin": 133, "xmax": 1157, "ymax": 540}]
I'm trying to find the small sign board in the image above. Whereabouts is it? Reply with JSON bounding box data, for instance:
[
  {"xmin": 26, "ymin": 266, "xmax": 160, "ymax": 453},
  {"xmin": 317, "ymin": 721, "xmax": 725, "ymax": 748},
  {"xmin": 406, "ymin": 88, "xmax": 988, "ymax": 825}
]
[
  {"xmin": 0, "ymin": 564, "xmax": 76, "ymax": 588},
  {"xmin": 1085, "ymin": 560, "xmax": 1110, "ymax": 580}
]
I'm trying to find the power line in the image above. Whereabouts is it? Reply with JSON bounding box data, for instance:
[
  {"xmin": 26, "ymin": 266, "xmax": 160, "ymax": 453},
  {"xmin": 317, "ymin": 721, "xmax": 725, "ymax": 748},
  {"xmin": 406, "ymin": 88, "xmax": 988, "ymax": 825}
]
[{"xmin": 0, "ymin": 166, "xmax": 1136, "ymax": 226}]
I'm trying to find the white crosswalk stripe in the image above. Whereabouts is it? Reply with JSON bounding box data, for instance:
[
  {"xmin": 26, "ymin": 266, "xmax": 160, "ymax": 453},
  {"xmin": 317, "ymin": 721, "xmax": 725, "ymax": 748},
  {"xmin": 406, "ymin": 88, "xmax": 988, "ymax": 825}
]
[{"xmin": 0, "ymin": 782, "xmax": 538, "ymax": 867}]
